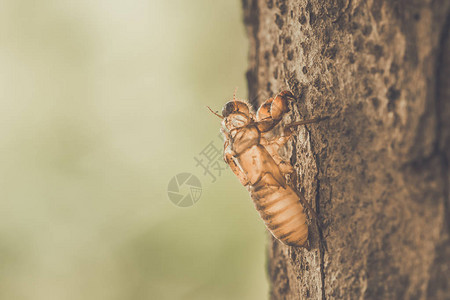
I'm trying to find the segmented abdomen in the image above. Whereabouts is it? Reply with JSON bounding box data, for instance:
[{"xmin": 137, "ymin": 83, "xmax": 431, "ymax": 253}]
[{"xmin": 249, "ymin": 182, "xmax": 307, "ymax": 247}]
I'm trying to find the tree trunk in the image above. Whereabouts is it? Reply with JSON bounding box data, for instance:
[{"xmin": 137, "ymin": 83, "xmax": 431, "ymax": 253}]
[{"xmin": 242, "ymin": 0, "xmax": 450, "ymax": 299}]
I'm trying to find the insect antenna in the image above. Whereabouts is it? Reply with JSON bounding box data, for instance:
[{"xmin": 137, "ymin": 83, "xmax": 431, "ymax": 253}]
[
  {"xmin": 206, "ymin": 106, "xmax": 224, "ymax": 119},
  {"xmin": 233, "ymin": 87, "xmax": 238, "ymax": 105}
]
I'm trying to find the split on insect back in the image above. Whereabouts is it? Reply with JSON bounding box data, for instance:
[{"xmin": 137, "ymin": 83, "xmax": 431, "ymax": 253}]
[{"xmin": 207, "ymin": 90, "xmax": 328, "ymax": 247}]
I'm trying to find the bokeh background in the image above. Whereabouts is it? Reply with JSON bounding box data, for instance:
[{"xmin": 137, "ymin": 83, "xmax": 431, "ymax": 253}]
[{"xmin": 0, "ymin": 1, "xmax": 269, "ymax": 299}]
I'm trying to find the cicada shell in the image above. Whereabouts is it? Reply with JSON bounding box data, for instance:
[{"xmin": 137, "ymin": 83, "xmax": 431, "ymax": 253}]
[{"xmin": 209, "ymin": 91, "xmax": 324, "ymax": 247}]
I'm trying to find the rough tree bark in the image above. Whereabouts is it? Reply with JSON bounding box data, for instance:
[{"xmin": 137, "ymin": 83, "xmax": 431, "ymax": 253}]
[{"xmin": 242, "ymin": 0, "xmax": 450, "ymax": 299}]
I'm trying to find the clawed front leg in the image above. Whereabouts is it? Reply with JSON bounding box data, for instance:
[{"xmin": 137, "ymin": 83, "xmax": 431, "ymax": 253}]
[
  {"xmin": 224, "ymin": 151, "xmax": 249, "ymax": 186},
  {"xmin": 285, "ymin": 116, "xmax": 329, "ymax": 130},
  {"xmin": 263, "ymin": 115, "xmax": 329, "ymax": 176}
]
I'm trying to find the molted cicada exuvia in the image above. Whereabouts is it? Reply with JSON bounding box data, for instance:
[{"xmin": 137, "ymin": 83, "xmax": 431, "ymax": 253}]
[{"xmin": 208, "ymin": 90, "xmax": 327, "ymax": 247}]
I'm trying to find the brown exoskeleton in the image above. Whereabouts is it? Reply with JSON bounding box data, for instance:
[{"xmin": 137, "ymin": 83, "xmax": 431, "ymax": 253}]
[{"xmin": 208, "ymin": 91, "xmax": 326, "ymax": 247}]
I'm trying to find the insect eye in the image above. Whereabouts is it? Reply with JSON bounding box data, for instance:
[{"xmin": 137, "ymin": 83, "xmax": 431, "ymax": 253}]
[
  {"xmin": 222, "ymin": 101, "xmax": 250, "ymax": 118},
  {"xmin": 222, "ymin": 102, "xmax": 236, "ymax": 117}
]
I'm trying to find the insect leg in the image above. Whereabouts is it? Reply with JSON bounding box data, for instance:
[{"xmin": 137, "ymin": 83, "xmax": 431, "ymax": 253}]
[
  {"xmin": 222, "ymin": 132, "xmax": 249, "ymax": 186},
  {"xmin": 294, "ymin": 188, "xmax": 320, "ymax": 223},
  {"xmin": 224, "ymin": 151, "xmax": 249, "ymax": 186},
  {"xmin": 285, "ymin": 116, "xmax": 329, "ymax": 129},
  {"xmin": 280, "ymin": 123, "xmax": 323, "ymax": 227},
  {"xmin": 289, "ymin": 172, "xmax": 322, "ymax": 229},
  {"xmin": 262, "ymin": 136, "xmax": 295, "ymax": 176}
]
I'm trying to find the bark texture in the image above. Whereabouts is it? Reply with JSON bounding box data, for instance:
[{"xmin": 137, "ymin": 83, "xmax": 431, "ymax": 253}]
[{"xmin": 242, "ymin": 0, "xmax": 450, "ymax": 299}]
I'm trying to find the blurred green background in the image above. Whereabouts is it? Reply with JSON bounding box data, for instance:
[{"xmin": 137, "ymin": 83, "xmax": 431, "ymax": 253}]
[{"xmin": 0, "ymin": 0, "xmax": 269, "ymax": 299}]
